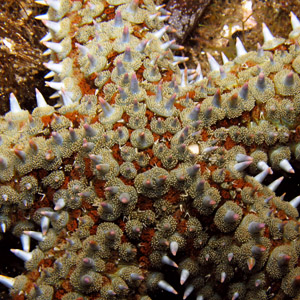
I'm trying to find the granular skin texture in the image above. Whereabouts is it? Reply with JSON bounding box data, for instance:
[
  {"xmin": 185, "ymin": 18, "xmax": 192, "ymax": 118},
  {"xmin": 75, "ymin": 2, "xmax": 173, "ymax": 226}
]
[{"xmin": 0, "ymin": 0, "xmax": 299, "ymax": 300}]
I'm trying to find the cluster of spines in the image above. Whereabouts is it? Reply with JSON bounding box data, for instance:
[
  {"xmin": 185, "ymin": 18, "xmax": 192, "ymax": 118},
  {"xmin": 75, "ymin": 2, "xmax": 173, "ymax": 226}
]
[{"xmin": 0, "ymin": 0, "xmax": 300, "ymax": 300}]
